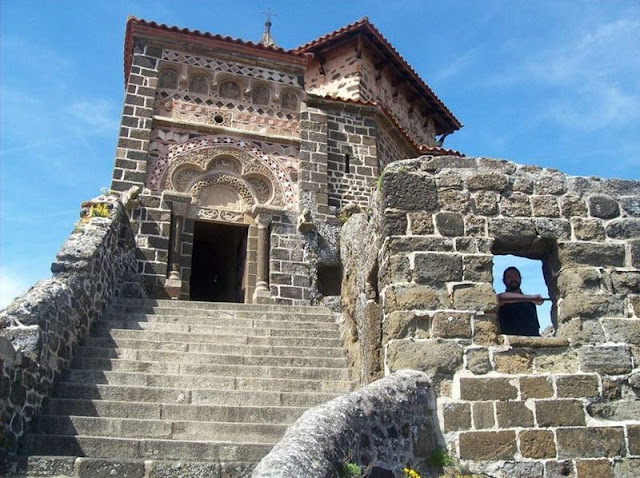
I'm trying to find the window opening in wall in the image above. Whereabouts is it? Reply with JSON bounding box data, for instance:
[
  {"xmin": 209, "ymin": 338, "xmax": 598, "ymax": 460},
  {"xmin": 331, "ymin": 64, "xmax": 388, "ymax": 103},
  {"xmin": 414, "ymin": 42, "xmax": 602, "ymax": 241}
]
[
  {"xmin": 493, "ymin": 255, "xmax": 553, "ymax": 335},
  {"xmin": 344, "ymin": 154, "xmax": 350, "ymax": 174},
  {"xmin": 317, "ymin": 265, "xmax": 342, "ymax": 296}
]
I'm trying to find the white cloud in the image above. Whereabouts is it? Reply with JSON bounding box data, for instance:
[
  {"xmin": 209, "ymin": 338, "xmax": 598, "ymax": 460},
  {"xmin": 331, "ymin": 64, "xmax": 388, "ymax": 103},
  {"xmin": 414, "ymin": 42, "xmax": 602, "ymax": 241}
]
[{"xmin": 66, "ymin": 99, "xmax": 120, "ymax": 135}]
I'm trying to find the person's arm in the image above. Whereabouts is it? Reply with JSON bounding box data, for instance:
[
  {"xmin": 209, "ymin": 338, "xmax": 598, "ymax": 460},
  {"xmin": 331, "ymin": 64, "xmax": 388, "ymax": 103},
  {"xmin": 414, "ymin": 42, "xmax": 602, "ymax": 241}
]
[{"xmin": 498, "ymin": 292, "xmax": 544, "ymax": 306}]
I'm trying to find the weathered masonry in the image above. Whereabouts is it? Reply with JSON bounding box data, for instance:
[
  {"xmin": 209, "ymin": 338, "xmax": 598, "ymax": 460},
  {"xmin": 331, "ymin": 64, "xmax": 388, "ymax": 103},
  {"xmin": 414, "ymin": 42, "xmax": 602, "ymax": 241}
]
[{"xmin": 112, "ymin": 17, "xmax": 461, "ymax": 305}]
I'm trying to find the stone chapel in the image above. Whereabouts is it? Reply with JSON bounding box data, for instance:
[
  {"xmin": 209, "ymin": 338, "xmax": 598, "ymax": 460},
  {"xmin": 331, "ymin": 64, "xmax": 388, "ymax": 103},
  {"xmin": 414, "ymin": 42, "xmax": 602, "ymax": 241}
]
[{"xmin": 114, "ymin": 16, "xmax": 462, "ymax": 305}]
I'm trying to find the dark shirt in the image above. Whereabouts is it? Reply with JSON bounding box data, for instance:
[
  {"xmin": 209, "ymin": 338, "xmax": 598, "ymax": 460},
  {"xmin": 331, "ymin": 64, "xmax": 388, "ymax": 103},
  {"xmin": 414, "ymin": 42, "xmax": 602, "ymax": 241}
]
[{"xmin": 498, "ymin": 301, "xmax": 540, "ymax": 336}]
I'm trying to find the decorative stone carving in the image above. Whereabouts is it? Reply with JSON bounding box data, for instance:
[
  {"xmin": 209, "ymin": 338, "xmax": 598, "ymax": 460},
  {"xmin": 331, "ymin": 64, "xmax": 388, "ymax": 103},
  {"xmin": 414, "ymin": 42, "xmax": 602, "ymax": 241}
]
[
  {"xmin": 196, "ymin": 207, "xmax": 244, "ymax": 223},
  {"xmin": 247, "ymin": 176, "xmax": 272, "ymax": 203},
  {"xmin": 158, "ymin": 69, "xmax": 178, "ymax": 89},
  {"xmin": 189, "ymin": 74, "xmax": 208, "ymax": 94},
  {"xmin": 282, "ymin": 91, "xmax": 299, "ymax": 110},
  {"xmin": 252, "ymin": 85, "xmax": 270, "ymax": 105},
  {"xmin": 220, "ymin": 80, "xmax": 240, "ymax": 99},
  {"xmin": 171, "ymin": 167, "xmax": 201, "ymax": 192},
  {"xmin": 189, "ymin": 174, "xmax": 255, "ymax": 209}
]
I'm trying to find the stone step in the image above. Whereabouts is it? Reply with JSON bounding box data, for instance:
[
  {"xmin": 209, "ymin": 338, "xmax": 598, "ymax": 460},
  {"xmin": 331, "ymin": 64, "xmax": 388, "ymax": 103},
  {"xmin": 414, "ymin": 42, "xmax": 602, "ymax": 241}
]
[
  {"xmin": 101, "ymin": 313, "xmax": 338, "ymax": 329},
  {"xmin": 32, "ymin": 415, "xmax": 287, "ymax": 442},
  {"xmin": 90, "ymin": 328, "xmax": 342, "ymax": 347},
  {"xmin": 61, "ymin": 369, "xmax": 356, "ymax": 393},
  {"xmin": 111, "ymin": 299, "xmax": 332, "ymax": 316},
  {"xmin": 22, "ymin": 434, "xmax": 274, "ymax": 462},
  {"xmin": 82, "ymin": 337, "xmax": 346, "ymax": 358},
  {"xmin": 93, "ymin": 321, "xmax": 339, "ymax": 338},
  {"xmin": 14, "ymin": 456, "xmax": 257, "ymax": 478},
  {"xmin": 75, "ymin": 346, "xmax": 348, "ymax": 368},
  {"xmin": 42, "ymin": 398, "xmax": 307, "ymax": 423},
  {"xmin": 70, "ymin": 357, "xmax": 351, "ymax": 381},
  {"xmin": 54, "ymin": 383, "xmax": 343, "ymax": 407}
]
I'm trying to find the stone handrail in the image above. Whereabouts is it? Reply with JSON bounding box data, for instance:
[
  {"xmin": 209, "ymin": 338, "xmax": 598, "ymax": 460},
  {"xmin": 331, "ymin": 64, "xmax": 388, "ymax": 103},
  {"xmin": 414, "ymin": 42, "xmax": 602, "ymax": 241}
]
[
  {"xmin": 0, "ymin": 195, "xmax": 145, "ymax": 458},
  {"xmin": 252, "ymin": 370, "xmax": 439, "ymax": 478}
]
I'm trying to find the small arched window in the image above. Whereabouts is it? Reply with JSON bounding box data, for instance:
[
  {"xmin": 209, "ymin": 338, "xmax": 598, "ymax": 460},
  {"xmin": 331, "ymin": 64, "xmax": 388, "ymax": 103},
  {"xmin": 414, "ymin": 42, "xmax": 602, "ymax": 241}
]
[
  {"xmin": 158, "ymin": 69, "xmax": 178, "ymax": 89},
  {"xmin": 189, "ymin": 74, "xmax": 208, "ymax": 94},
  {"xmin": 281, "ymin": 91, "xmax": 298, "ymax": 110},
  {"xmin": 219, "ymin": 80, "xmax": 240, "ymax": 99},
  {"xmin": 252, "ymin": 85, "xmax": 270, "ymax": 105}
]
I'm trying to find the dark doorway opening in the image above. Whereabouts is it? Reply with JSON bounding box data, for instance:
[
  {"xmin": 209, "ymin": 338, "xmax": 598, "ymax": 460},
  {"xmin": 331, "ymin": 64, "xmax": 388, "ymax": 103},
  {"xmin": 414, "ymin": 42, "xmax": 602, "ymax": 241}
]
[{"xmin": 190, "ymin": 221, "xmax": 248, "ymax": 303}]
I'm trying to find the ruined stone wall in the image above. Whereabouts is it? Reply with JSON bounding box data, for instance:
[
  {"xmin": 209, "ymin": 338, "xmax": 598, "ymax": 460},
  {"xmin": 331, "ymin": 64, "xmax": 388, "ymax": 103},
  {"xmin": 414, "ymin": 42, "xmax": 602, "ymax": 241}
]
[
  {"xmin": 341, "ymin": 155, "xmax": 640, "ymax": 476},
  {"xmin": 0, "ymin": 196, "xmax": 145, "ymax": 459}
]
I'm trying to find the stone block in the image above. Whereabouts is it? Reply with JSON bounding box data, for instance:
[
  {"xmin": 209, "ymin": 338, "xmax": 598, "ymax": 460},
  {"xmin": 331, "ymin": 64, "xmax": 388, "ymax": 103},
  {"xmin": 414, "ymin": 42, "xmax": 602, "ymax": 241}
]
[
  {"xmin": 436, "ymin": 170, "xmax": 463, "ymax": 188},
  {"xmin": 575, "ymin": 459, "xmax": 613, "ymax": 478},
  {"xmin": 473, "ymin": 191, "xmax": 499, "ymax": 215},
  {"xmin": 382, "ymin": 172, "xmax": 437, "ymax": 211},
  {"xmin": 534, "ymin": 349, "xmax": 579, "ymax": 373},
  {"xmin": 451, "ymin": 283, "xmax": 497, "ymax": 312},
  {"xmin": 380, "ymin": 254, "xmax": 411, "ymax": 284},
  {"xmin": 383, "ymin": 285, "xmax": 449, "ymax": 312},
  {"xmin": 579, "ymin": 345, "xmax": 632, "ymax": 375},
  {"xmin": 536, "ymin": 173, "xmax": 567, "ymax": 195},
  {"xmin": 572, "ymin": 218, "xmax": 606, "ymax": 241},
  {"xmin": 472, "ymin": 402, "xmax": 495, "ymax": 428},
  {"xmin": 382, "ymin": 311, "xmax": 429, "ymax": 343},
  {"xmin": 532, "ymin": 195, "xmax": 561, "ymax": 217},
  {"xmin": 500, "ymin": 192, "xmax": 532, "ymax": 217},
  {"xmin": 561, "ymin": 194, "xmax": 588, "ymax": 218},
  {"xmin": 431, "ymin": 312, "xmax": 472, "ymax": 339},
  {"xmin": 613, "ymin": 459, "xmax": 640, "ymax": 478},
  {"xmin": 628, "ymin": 425, "xmax": 640, "ymax": 455},
  {"xmin": 556, "ymin": 374, "xmax": 600, "ymax": 398},
  {"xmin": 520, "ymin": 376, "xmax": 554, "ymax": 399},
  {"xmin": 606, "ymin": 219, "xmax": 640, "ymax": 239},
  {"xmin": 496, "ymin": 401, "xmax": 534, "ymax": 427},
  {"xmin": 407, "ymin": 212, "xmax": 434, "ymax": 235},
  {"xmin": 559, "ymin": 294, "xmax": 625, "ymax": 322},
  {"xmin": 438, "ymin": 189, "xmax": 470, "ymax": 213},
  {"xmin": 557, "ymin": 242, "xmax": 626, "ymax": 268},
  {"xmin": 588, "ymin": 194, "xmax": 620, "ymax": 219},
  {"xmin": 413, "ymin": 253, "xmax": 462, "ymax": 285},
  {"xmin": 386, "ymin": 340, "xmax": 463, "ymax": 377},
  {"xmin": 534, "ymin": 217, "xmax": 572, "ymax": 240},
  {"xmin": 385, "ymin": 236, "xmax": 453, "ymax": 254},
  {"xmin": 434, "ymin": 212, "xmax": 464, "ymax": 236},
  {"xmin": 473, "ymin": 315, "xmax": 500, "ymax": 345},
  {"xmin": 459, "ymin": 377, "xmax": 518, "ymax": 401},
  {"xmin": 454, "ymin": 237, "xmax": 477, "ymax": 252},
  {"xmin": 557, "ymin": 318, "xmax": 606, "ymax": 344},
  {"xmin": 557, "ymin": 427, "xmax": 625, "ymax": 459},
  {"xmin": 545, "ymin": 460, "xmax": 576, "ymax": 478},
  {"xmin": 462, "ymin": 254, "xmax": 493, "ymax": 282},
  {"xmin": 442, "ymin": 402, "xmax": 471, "ymax": 432},
  {"xmin": 466, "ymin": 172, "xmax": 509, "ymax": 192},
  {"xmin": 76, "ymin": 458, "xmax": 146, "ymax": 478},
  {"xmin": 537, "ymin": 399, "xmax": 586, "ymax": 426},
  {"xmin": 557, "ymin": 267, "xmax": 601, "ymax": 293},
  {"xmin": 464, "ymin": 215, "xmax": 487, "ymax": 236},
  {"xmin": 610, "ymin": 270, "xmax": 640, "ymax": 294},
  {"xmin": 602, "ymin": 319, "xmax": 640, "ymax": 344},
  {"xmin": 382, "ymin": 210, "xmax": 408, "ymax": 236},
  {"xmin": 631, "ymin": 240, "xmax": 640, "ymax": 269},
  {"xmin": 489, "ymin": 217, "xmax": 537, "ymax": 251},
  {"xmin": 588, "ymin": 401, "xmax": 640, "ymax": 422},
  {"xmin": 466, "ymin": 348, "xmax": 492, "ymax": 375},
  {"xmin": 620, "ymin": 196, "xmax": 640, "ymax": 217},
  {"xmin": 458, "ymin": 431, "xmax": 516, "ymax": 460},
  {"xmin": 519, "ymin": 429, "xmax": 556, "ymax": 459},
  {"xmin": 494, "ymin": 349, "xmax": 532, "ymax": 374}
]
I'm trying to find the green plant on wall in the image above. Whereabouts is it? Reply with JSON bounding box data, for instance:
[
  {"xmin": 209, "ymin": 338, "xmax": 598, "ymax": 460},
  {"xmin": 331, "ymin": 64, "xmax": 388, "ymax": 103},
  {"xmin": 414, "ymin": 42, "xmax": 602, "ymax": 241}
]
[
  {"xmin": 339, "ymin": 462, "xmax": 363, "ymax": 478},
  {"xmin": 88, "ymin": 203, "xmax": 110, "ymax": 218},
  {"xmin": 427, "ymin": 447, "xmax": 454, "ymax": 467}
]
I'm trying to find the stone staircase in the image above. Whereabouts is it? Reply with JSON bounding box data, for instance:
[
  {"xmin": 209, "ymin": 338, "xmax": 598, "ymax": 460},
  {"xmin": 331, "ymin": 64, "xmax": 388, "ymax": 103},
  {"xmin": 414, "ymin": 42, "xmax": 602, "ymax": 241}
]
[{"xmin": 16, "ymin": 298, "xmax": 356, "ymax": 477}]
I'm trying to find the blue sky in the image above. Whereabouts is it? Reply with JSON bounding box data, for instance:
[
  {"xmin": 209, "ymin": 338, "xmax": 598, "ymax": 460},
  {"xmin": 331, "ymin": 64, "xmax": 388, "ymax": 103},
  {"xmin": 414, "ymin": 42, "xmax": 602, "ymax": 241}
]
[{"xmin": 1, "ymin": 1, "xmax": 639, "ymax": 314}]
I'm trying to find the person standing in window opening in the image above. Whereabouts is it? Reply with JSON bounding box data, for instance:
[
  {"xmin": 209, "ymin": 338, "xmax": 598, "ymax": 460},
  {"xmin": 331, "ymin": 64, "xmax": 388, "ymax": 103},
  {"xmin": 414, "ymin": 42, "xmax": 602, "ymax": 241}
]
[{"xmin": 498, "ymin": 266, "xmax": 544, "ymax": 336}]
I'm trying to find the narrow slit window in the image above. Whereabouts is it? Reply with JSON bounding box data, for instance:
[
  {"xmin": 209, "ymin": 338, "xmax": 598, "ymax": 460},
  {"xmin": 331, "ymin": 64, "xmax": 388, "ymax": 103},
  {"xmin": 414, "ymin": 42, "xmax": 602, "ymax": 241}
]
[{"xmin": 344, "ymin": 154, "xmax": 350, "ymax": 174}]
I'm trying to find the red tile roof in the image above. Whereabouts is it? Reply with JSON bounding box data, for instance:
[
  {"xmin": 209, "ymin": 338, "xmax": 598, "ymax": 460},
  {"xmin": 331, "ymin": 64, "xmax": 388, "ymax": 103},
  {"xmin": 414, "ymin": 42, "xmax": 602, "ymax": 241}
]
[{"xmin": 294, "ymin": 17, "xmax": 462, "ymax": 134}]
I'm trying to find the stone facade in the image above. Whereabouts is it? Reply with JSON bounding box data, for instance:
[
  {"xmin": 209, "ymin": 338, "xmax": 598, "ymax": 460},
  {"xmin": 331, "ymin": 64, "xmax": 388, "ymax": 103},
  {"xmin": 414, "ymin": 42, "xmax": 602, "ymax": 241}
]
[
  {"xmin": 340, "ymin": 156, "xmax": 640, "ymax": 476},
  {"xmin": 0, "ymin": 196, "xmax": 145, "ymax": 463},
  {"xmin": 110, "ymin": 18, "xmax": 458, "ymax": 305}
]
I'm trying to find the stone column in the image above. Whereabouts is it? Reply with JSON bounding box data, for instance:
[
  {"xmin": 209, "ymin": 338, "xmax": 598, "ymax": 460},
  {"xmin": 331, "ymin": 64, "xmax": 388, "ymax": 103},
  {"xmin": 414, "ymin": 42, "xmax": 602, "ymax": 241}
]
[
  {"xmin": 253, "ymin": 213, "xmax": 272, "ymax": 304},
  {"xmin": 165, "ymin": 200, "xmax": 189, "ymax": 299}
]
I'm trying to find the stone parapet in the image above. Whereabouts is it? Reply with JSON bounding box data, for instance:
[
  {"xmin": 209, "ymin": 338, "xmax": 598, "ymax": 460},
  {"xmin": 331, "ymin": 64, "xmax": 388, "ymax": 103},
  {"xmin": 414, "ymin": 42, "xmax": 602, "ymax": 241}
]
[
  {"xmin": 252, "ymin": 370, "xmax": 439, "ymax": 477},
  {"xmin": 0, "ymin": 196, "xmax": 146, "ymax": 462}
]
